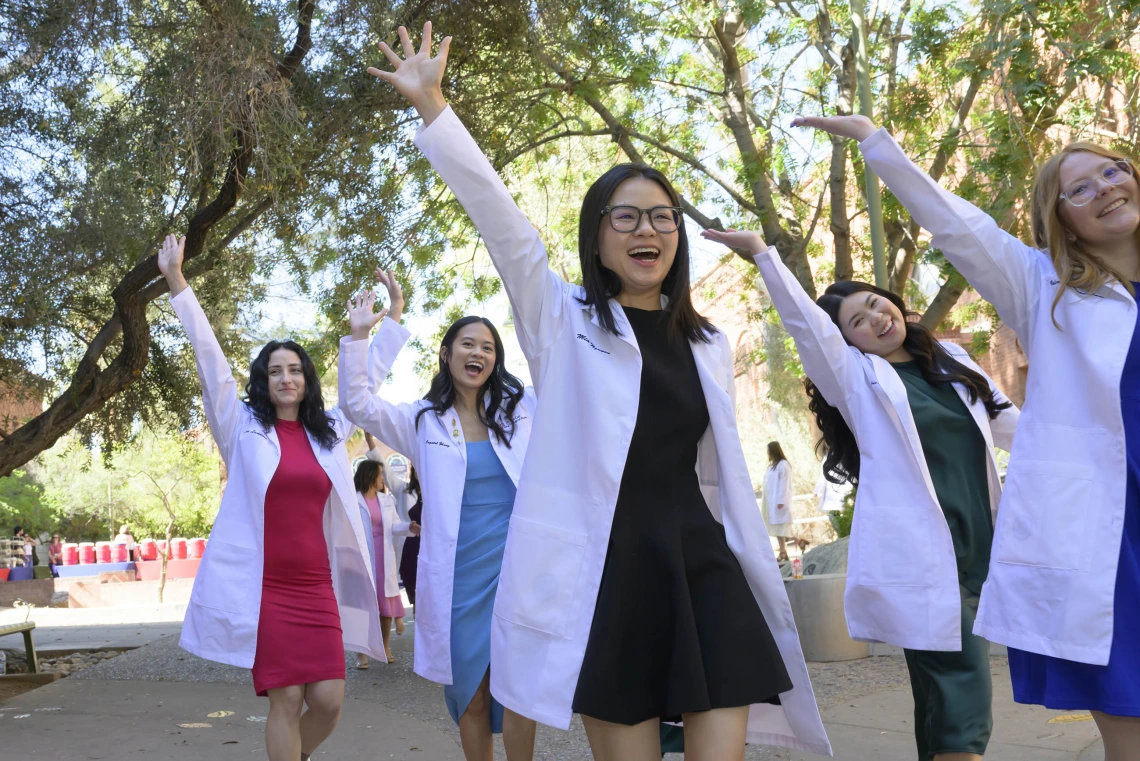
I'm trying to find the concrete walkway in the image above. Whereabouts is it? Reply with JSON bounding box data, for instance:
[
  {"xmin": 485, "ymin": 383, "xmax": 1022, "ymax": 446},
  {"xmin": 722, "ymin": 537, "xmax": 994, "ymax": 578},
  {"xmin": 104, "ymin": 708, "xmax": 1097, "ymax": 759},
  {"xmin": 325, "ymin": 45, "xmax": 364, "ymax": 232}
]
[
  {"xmin": 0, "ymin": 614, "xmax": 1108, "ymax": 760},
  {"xmin": 0, "ymin": 677, "xmax": 461, "ymax": 760},
  {"xmin": 797, "ymin": 668, "xmax": 1104, "ymax": 760}
]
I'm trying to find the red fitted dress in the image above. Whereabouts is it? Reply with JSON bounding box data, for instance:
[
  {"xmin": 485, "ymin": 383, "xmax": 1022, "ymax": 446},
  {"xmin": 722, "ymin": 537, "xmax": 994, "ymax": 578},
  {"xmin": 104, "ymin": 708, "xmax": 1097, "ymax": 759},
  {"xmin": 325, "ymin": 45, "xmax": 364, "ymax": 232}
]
[{"xmin": 251, "ymin": 418, "xmax": 346, "ymax": 695}]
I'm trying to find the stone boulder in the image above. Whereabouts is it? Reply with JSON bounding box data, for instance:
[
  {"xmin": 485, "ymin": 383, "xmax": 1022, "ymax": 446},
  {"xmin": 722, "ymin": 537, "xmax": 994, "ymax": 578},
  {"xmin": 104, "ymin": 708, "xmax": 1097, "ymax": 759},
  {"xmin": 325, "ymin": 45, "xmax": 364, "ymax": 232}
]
[{"xmin": 780, "ymin": 536, "xmax": 849, "ymax": 578}]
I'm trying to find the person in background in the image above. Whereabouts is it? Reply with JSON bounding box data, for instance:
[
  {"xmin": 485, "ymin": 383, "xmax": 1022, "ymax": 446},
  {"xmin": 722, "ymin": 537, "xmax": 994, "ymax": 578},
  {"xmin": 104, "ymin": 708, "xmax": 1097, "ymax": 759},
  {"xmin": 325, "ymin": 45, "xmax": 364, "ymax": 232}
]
[
  {"xmin": 354, "ymin": 459, "xmax": 419, "ymax": 668},
  {"xmin": 762, "ymin": 441, "xmax": 797, "ymax": 562},
  {"xmin": 48, "ymin": 534, "xmax": 63, "ymax": 576},
  {"xmin": 365, "ymin": 434, "xmax": 414, "ymax": 635},
  {"xmin": 113, "ymin": 524, "xmax": 135, "ymax": 560},
  {"xmin": 15, "ymin": 527, "xmax": 37, "ymax": 567},
  {"xmin": 397, "ymin": 467, "xmax": 423, "ymax": 611}
]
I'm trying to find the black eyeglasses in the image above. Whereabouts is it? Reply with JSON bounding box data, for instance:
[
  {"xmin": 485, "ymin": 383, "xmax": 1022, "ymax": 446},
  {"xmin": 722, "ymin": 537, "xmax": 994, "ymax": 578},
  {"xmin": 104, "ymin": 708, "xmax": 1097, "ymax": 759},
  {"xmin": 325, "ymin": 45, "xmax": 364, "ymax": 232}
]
[{"xmin": 601, "ymin": 205, "xmax": 683, "ymax": 233}]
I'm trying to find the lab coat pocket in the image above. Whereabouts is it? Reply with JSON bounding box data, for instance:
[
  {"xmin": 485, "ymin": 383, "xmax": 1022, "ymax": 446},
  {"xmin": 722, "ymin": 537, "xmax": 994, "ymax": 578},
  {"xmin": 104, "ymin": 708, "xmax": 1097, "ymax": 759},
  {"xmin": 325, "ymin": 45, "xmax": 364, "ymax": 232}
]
[
  {"xmin": 194, "ymin": 540, "xmax": 252, "ymax": 614},
  {"xmin": 859, "ymin": 506, "xmax": 934, "ymax": 586},
  {"xmin": 993, "ymin": 461, "xmax": 1094, "ymax": 571},
  {"xmin": 495, "ymin": 515, "xmax": 589, "ymax": 638}
]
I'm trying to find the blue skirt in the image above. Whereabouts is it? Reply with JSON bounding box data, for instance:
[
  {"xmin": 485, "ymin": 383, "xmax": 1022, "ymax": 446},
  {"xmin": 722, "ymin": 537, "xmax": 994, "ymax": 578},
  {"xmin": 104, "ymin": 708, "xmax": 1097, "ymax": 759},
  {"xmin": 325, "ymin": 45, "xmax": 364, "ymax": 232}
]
[{"xmin": 443, "ymin": 441, "xmax": 515, "ymax": 732}]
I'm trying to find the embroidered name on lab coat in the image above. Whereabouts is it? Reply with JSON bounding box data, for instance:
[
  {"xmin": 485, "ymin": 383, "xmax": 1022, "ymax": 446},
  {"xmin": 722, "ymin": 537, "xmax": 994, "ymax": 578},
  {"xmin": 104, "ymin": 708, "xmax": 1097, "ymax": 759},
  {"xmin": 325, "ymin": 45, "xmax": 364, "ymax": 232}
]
[
  {"xmin": 576, "ymin": 333, "xmax": 611, "ymax": 354},
  {"xmin": 426, "ymin": 440, "xmax": 451, "ymax": 448}
]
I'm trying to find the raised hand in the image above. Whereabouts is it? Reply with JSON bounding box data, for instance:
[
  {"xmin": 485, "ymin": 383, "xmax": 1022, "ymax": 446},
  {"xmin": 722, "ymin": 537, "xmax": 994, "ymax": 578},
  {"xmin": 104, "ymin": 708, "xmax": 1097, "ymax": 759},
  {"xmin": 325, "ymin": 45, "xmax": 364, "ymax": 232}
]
[
  {"xmin": 790, "ymin": 114, "xmax": 877, "ymax": 143},
  {"xmin": 366, "ymin": 22, "xmax": 451, "ymax": 125},
  {"xmin": 158, "ymin": 234, "xmax": 189, "ymax": 296},
  {"xmin": 374, "ymin": 267, "xmax": 405, "ymax": 324},
  {"xmin": 347, "ymin": 289, "xmax": 388, "ymax": 341},
  {"xmin": 700, "ymin": 228, "xmax": 769, "ymax": 264}
]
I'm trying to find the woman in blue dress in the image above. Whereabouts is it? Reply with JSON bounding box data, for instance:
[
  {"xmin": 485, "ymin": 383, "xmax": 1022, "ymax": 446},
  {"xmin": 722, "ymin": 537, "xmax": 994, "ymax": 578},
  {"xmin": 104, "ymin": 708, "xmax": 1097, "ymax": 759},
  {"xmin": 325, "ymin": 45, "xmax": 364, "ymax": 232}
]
[
  {"xmin": 339, "ymin": 271, "xmax": 538, "ymax": 761},
  {"xmin": 794, "ymin": 113, "xmax": 1140, "ymax": 760}
]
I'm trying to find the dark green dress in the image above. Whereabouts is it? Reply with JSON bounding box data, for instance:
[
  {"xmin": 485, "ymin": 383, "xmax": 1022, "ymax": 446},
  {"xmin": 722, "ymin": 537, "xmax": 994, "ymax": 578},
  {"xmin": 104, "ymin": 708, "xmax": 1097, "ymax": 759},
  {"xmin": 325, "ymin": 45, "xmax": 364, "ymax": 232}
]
[{"xmin": 892, "ymin": 361, "xmax": 993, "ymax": 761}]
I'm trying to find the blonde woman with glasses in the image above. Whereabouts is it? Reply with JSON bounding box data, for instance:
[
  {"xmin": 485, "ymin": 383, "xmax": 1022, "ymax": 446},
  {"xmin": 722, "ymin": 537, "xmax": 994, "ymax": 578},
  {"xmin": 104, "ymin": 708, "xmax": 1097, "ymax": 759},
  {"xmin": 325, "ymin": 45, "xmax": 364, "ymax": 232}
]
[{"xmin": 794, "ymin": 113, "xmax": 1140, "ymax": 761}]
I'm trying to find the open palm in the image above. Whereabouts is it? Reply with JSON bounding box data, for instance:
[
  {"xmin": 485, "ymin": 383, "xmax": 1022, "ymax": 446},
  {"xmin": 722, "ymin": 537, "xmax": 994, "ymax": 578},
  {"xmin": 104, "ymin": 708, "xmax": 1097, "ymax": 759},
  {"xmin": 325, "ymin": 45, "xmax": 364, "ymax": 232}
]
[
  {"xmin": 790, "ymin": 114, "xmax": 877, "ymax": 142},
  {"xmin": 367, "ymin": 22, "xmax": 450, "ymax": 117},
  {"xmin": 347, "ymin": 290, "xmax": 387, "ymax": 340}
]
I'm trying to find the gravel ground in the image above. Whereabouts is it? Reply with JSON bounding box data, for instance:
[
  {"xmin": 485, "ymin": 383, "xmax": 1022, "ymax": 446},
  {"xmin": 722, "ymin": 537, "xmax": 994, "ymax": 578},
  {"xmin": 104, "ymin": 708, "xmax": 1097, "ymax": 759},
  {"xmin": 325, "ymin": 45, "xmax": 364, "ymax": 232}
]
[{"xmin": 63, "ymin": 624, "xmax": 1012, "ymax": 760}]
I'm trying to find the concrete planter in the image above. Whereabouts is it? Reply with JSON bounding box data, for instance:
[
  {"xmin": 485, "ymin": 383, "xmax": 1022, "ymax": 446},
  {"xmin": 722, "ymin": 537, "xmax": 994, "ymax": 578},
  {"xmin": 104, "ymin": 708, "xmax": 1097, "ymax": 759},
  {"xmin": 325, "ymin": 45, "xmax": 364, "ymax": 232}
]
[{"xmin": 782, "ymin": 573, "xmax": 869, "ymax": 662}]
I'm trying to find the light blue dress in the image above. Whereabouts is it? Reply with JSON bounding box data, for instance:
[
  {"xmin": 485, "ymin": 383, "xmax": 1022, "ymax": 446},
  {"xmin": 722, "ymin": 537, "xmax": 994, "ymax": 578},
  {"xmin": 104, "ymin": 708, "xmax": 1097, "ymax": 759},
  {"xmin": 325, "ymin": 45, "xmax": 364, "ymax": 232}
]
[{"xmin": 444, "ymin": 441, "xmax": 515, "ymax": 732}]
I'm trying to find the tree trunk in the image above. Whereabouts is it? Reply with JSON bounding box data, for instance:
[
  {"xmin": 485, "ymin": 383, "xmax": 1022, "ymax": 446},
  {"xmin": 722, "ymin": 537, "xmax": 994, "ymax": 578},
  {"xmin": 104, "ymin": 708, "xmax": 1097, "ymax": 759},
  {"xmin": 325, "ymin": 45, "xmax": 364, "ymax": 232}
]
[
  {"xmin": 829, "ymin": 41, "xmax": 857, "ymax": 282},
  {"xmin": 0, "ymin": 0, "xmax": 312, "ymax": 478},
  {"xmin": 919, "ymin": 273, "xmax": 968, "ymax": 330},
  {"xmin": 158, "ymin": 518, "xmax": 174, "ymax": 605}
]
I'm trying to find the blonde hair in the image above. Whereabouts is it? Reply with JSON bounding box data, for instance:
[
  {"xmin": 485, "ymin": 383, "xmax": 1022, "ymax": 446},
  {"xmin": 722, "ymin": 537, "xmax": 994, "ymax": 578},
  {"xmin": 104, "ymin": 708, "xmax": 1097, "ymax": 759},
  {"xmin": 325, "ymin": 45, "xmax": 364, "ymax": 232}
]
[{"xmin": 1030, "ymin": 142, "xmax": 1139, "ymax": 325}]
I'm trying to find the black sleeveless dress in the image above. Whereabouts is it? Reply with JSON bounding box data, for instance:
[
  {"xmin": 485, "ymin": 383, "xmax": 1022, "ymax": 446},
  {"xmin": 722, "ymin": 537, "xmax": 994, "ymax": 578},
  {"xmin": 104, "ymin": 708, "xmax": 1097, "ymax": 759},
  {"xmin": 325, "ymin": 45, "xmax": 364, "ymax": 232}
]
[{"xmin": 571, "ymin": 306, "xmax": 792, "ymax": 724}]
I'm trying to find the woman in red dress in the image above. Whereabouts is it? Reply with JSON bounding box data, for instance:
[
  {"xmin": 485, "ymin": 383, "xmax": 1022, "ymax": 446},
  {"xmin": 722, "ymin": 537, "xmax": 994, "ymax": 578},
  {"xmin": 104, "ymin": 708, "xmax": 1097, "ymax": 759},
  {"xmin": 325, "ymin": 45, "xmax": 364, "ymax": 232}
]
[{"xmin": 159, "ymin": 234, "xmax": 384, "ymax": 761}]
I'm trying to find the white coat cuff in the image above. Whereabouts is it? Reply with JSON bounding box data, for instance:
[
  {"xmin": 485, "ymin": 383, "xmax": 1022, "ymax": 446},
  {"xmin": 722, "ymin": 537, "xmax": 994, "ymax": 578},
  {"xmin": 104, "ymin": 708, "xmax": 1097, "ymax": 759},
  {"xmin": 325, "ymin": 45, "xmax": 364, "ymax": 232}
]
[
  {"xmin": 751, "ymin": 245, "xmax": 780, "ymax": 266},
  {"xmin": 379, "ymin": 315, "xmax": 412, "ymax": 343},
  {"xmin": 414, "ymin": 104, "xmax": 459, "ymax": 146},
  {"xmin": 858, "ymin": 127, "xmax": 894, "ymax": 154}
]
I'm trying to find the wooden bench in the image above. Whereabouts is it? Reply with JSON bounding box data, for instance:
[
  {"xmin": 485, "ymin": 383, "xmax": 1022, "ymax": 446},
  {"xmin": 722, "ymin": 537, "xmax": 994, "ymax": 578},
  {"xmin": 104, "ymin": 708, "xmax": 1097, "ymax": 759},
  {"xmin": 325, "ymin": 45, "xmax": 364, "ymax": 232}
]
[{"xmin": 0, "ymin": 621, "xmax": 39, "ymax": 673}]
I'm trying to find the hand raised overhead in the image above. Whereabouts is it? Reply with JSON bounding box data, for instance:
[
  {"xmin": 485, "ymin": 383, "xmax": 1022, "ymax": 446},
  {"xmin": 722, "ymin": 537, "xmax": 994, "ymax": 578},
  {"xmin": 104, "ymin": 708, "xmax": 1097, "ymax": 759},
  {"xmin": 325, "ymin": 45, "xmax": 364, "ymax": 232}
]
[
  {"xmin": 790, "ymin": 114, "xmax": 877, "ymax": 143},
  {"xmin": 347, "ymin": 289, "xmax": 388, "ymax": 341},
  {"xmin": 367, "ymin": 21, "xmax": 450, "ymax": 125},
  {"xmin": 158, "ymin": 234, "xmax": 189, "ymax": 296},
  {"xmin": 374, "ymin": 267, "xmax": 405, "ymax": 324},
  {"xmin": 700, "ymin": 228, "xmax": 769, "ymax": 266}
]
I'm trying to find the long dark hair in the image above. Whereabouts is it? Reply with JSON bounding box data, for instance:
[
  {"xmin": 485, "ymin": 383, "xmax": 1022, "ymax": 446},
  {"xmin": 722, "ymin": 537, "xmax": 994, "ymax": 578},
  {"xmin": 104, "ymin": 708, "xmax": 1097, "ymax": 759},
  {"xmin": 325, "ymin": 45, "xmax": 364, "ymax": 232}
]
[
  {"xmin": 244, "ymin": 340, "xmax": 338, "ymax": 450},
  {"xmin": 577, "ymin": 163, "xmax": 715, "ymax": 344},
  {"xmin": 415, "ymin": 316, "xmax": 525, "ymax": 446},
  {"xmin": 405, "ymin": 466, "xmax": 421, "ymax": 501},
  {"xmin": 767, "ymin": 441, "xmax": 788, "ymax": 466},
  {"xmin": 806, "ymin": 281, "xmax": 1011, "ymax": 485},
  {"xmin": 354, "ymin": 459, "xmax": 385, "ymax": 494}
]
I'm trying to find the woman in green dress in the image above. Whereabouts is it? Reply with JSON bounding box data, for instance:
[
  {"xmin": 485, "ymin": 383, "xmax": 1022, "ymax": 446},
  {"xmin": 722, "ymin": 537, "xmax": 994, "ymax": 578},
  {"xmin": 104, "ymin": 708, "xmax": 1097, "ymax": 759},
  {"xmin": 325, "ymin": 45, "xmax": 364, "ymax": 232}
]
[{"xmin": 703, "ymin": 227, "xmax": 1019, "ymax": 761}]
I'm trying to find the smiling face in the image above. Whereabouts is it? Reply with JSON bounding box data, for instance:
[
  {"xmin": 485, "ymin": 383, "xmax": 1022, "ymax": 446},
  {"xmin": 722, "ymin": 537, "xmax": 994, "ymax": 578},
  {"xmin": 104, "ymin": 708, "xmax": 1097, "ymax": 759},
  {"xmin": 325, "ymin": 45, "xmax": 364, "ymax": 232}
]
[
  {"xmin": 836, "ymin": 290, "xmax": 908, "ymax": 357},
  {"xmin": 1057, "ymin": 151, "xmax": 1140, "ymax": 246},
  {"xmin": 442, "ymin": 322, "xmax": 496, "ymax": 394},
  {"xmin": 597, "ymin": 177, "xmax": 680, "ymax": 301},
  {"xmin": 266, "ymin": 348, "xmax": 305, "ymax": 410}
]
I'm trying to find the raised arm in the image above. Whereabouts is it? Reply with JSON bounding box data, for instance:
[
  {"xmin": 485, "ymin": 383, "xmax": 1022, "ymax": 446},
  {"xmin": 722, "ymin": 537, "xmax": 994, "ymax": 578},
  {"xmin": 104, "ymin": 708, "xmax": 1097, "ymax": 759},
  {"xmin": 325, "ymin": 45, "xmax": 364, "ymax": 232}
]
[
  {"xmin": 368, "ymin": 23, "xmax": 567, "ymax": 359},
  {"xmin": 339, "ymin": 288, "xmax": 421, "ymax": 461},
  {"xmin": 793, "ymin": 115, "xmax": 1042, "ymax": 336},
  {"xmin": 701, "ymin": 228, "xmax": 860, "ymax": 415},
  {"xmin": 159, "ymin": 235, "xmax": 243, "ymax": 461}
]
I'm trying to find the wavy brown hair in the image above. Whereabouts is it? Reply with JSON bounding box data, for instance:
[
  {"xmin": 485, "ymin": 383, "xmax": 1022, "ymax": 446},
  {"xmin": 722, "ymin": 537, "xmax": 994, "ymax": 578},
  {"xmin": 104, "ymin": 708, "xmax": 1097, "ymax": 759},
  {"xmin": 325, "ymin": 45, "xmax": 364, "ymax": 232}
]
[{"xmin": 1030, "ymin": 142, "xmax": 1140, "ymax": 326}]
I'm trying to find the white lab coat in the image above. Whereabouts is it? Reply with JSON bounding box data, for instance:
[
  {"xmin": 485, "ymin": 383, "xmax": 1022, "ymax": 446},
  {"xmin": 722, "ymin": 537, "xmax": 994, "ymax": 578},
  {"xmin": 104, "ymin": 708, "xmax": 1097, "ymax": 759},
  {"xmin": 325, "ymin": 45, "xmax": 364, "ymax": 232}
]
[
  {"xmin": 338, "ymin": 317, "xmax": 536, "ymax": 685},
  {"xmin": 860, "ymin": 128, "xmax": 1133, "ymax": 665},
  {"xmin": 172, "ymin": 288, "xmax": 385, "ymax": 668},
  {"xmin": 755, "ymin": 248, "xmax": 1019, "ymax": 652},
  {"xmin": 358, "ymin": 490, "xmax": 410, "ymax": 598},
  {"xmin": 763, "ymin": 459, "xmax": 794, "ymax": 526},
  {"xmin": 414, "ymin": 106, "xmax": 831, "ymax": 754},
  {"xmin": 814, "ymin": 473, "xmax": 851, "ymax": 513},
  {"xmin": 367, "ymin": 448, "xmax": 414, "ymax": 570}
]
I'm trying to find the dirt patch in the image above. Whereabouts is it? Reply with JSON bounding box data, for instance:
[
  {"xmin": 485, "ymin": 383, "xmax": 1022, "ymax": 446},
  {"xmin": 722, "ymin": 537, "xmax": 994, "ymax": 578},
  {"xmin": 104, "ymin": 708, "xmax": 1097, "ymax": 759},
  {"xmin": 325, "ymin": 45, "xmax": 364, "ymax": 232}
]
[{"xmin": 0, "ymin": 680, "xmax": 40, "ymax": 701}]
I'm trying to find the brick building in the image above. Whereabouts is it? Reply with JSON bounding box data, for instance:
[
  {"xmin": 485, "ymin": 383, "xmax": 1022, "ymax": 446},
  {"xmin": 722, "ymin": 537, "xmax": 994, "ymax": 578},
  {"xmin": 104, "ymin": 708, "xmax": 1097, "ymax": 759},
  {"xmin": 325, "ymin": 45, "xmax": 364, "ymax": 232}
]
[{"xmin": 0, "ymin": 379, "xmax": 43, "ymax": 435}]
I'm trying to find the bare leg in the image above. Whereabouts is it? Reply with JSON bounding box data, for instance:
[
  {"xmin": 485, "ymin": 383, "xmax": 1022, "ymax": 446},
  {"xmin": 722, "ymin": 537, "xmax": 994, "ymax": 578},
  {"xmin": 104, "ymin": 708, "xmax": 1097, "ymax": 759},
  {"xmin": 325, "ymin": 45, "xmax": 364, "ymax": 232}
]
[
  {"xmin": 932, "ymin": 754, "xmax": 982, "ymax": 761},
  {"xmin": 776, "ymin": 536, "xmax": 789, "ymax": 561},
  {"xmin": 299, "ymin": 679, "xmax": 344, "ymax": 755},
  {"xmin": 265, "ymin": 685, "xmax": 304, "ymax": 761},
  {"xmin": 502, "ymin": 707, "xmax": 537, "ymax": 761},
  {"xmin": 1093, "ymin": 711, "xmax": 1140, "ymax": 761},
  {"xmin": 395, "ymin": 616, "xmax": 405, "ymax": 635},
  {"xmin": 381, "ymin": 615, "xmax": 393, "ymax": 661},
  {"xmin": 457, "ymin": 670, "xmax": 494, "ymax": 761},
  {"xmin": 682, "ymin": 706, "xmax": 748, "ymax": 761},
  {"xmin": 580, "ymin": 714, "xmax": 661, "ymax": 761}
]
